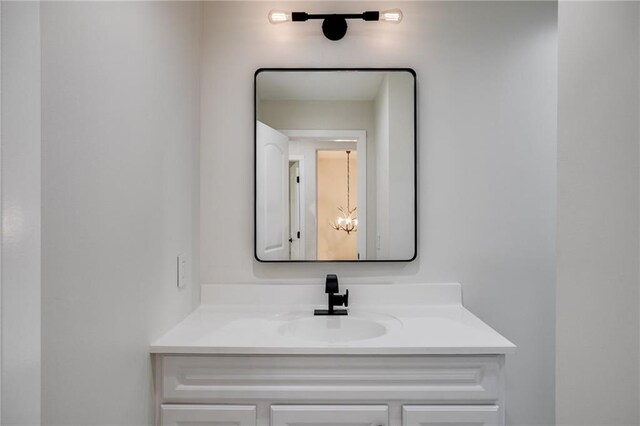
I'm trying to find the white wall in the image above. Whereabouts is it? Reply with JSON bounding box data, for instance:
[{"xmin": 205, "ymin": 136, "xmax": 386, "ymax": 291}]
[
  {"xmin": 1, "ymin": 6, "xmax": 3, "ymax": 420},
  {"xmin": 372, "ymin": 71, "xmax": 416, "ymax": 260},
  {"xmin": 557, "ymin": 2, "xmax": 640, "ymax": 424},
  {"xmin": 1, "ymin": 2, "xmax": 41, "ymax": 424},
  {"xmin": 40, "ymin": 2, "xmax": 201, "ymax": 424},
  {"xmin": 374, "ymin": 76, "xmax": 390, "ymax": 259},
  {"xmin": 387, "ymin": 72, "xmax": 414, "ymax": 259},
  {"xmin": 200, "ymin": 2, "xmax": 557, "ymax": 425}
]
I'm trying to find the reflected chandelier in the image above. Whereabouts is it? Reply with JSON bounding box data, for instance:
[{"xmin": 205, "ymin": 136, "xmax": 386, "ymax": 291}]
[{"xmin": 330, "ymin": 150, "xmax": 358, "ymax": 234}]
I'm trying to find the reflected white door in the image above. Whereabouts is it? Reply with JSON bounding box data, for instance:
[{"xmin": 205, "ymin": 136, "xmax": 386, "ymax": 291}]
[
  {"xmin": 289, "ymin": 161, "xmax": 302, "ymax": 260},
  {"xmin": 256, "ymin": 121, "xmax": 289, "ymax": 260}
]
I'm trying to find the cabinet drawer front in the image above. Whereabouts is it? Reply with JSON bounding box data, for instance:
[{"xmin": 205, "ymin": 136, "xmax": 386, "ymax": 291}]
[
  {"xmin": 271, "ymin": 405, "xmax": 388, "ymax": 426},
  {"xmin": 161, "ymin": 355, "xmax": 501, "ymax": 403},
  {"xmin": 403, "ymin": 405, "xmax": 499, "ymax": 426},
  {"xmin": 161, "ymin": 404, "xmax": 256, "ymax": 426}
]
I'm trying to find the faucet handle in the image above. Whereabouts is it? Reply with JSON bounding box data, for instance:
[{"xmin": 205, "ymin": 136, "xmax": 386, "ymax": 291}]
[{"xmin": 331, "ymin": 289, "xmax": 349, "ymax": 307}]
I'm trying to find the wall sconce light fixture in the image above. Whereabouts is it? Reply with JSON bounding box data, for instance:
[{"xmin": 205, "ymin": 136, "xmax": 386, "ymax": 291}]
[{"xmin": 268, "ymin": 9, "xmax": 403, "ymax": 41}]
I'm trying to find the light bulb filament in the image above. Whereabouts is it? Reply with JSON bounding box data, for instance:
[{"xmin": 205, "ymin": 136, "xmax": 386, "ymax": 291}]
[
  {"xmin": 380, "ymin": 9, "xmax": 403, "ymax": 23},
  {"xmin": 268, "ymin": 10, "xmax": 291, "ymax": 24}
]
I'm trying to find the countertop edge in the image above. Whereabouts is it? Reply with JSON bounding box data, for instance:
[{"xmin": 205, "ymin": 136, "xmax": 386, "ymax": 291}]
[{"xmin": 149, "ymin": 346, "xmax": 517, "ymax": 355}]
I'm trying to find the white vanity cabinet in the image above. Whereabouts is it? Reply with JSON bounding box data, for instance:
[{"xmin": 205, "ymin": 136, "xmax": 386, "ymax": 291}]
[
  {"xmin": 160, "ymin": 405, "xmax": 257, "ymax": 426},
  {"xmin": 271, "ymin": 405, "xmax": 388, "ymax": 426},
  {"xmin": 151, "ymin": 284, "xmax": 515, "ymax": 426},
  {"xmin": 153, "ymin": 354, "xmax": 507, "ymax": 426},
  {"xmin": 402, "ymin": 405, "xmax": 500, "ymax": 425}
]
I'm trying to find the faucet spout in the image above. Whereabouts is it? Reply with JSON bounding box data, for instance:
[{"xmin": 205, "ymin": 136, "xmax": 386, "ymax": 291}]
[{"xmin": 325, "ymin": 274, "xmax": 339, "ymax": 294}]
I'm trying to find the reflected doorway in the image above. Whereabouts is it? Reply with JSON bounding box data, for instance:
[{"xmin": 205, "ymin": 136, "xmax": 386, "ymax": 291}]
[{"xmin": 316, "ymin": 150, "xmax": 358, "ymax": 260}]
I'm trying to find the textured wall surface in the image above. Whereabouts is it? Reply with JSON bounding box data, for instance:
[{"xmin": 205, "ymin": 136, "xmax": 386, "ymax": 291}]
[
  {"xmin": 1, "ymin": 2, "xmax": 41, "ymax": 424},
  {"xmin": 557, "ymin": 2, "xmax": 640, "ymax": 425},
  {"xmin": 40, "ymin": 2, "xmax": 201, "ymax": 424}
]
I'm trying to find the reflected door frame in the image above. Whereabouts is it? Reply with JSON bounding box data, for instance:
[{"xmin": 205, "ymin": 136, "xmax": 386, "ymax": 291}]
[
  {"xmin": 288, "ymin": 155, "xmax": 305, "ymax": 260},
  {"xmin": 281, "ymin": 130, "xmax": 367, "ymax": 260}
]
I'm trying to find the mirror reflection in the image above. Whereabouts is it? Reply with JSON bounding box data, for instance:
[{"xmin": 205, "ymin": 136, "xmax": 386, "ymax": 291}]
[{"xmin": 255, "ymin": 69, "xmax": 416, "ymax": 262}]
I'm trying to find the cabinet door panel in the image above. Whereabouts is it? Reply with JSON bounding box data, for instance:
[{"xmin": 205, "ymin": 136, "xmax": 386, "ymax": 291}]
[
  {"xmin": 271, "ymin": 405, "xmax": 388, "ymax": 426},
  {"xmin": 162, "ymin": 355, "xmax": 501, "ymax": 403},
  {"xmin": 403, "ymin": 406, "xmax": 499, "ymax": 426},
  {"xmin": 161, "ymin": 404, "xmax": 256, "ymax": 426}
]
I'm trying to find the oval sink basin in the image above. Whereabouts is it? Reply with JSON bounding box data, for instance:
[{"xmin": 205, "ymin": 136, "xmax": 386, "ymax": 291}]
[{"xmin": 277, "ymin": 314, "xmax": 398, "ymax": 343}]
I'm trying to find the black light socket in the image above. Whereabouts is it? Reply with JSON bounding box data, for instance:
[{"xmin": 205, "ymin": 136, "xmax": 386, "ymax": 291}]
[
  {"xmin": 362, "ymin": 11, "xmax": 380, "ymax": 21},
  {"xmin": 291, "ymin": 12, "xmax": 309, "ymax": 22}
]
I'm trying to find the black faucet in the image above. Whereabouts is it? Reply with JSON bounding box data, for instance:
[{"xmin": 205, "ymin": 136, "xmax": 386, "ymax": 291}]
[{"xmin": 314, "ymin": 274, "xmax": 349, "ymax": 316}]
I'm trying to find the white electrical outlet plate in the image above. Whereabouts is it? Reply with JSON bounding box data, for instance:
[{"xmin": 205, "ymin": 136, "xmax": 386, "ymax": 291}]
[{"xmin": 177, "ymin": 254, "xmax": 186, "ymax": 288}]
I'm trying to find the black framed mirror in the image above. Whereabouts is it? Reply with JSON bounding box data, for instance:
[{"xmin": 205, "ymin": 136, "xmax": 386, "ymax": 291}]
[{"xmin": 255, "ymin": 68, "xmax": 417, "ymax": 262}]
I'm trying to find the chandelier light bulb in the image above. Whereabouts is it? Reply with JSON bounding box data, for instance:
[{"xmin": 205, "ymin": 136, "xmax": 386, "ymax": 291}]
[
  {"xmin": 380, "ymin": 9, "xmax": 403, "ymax": 23},
  {"xmin": 331, "ymin": 206, "xmax": 358, "ymax": 235},
  {"xmin": 268, "ymin": 10, "xmax": 291, "ymax": 24}
]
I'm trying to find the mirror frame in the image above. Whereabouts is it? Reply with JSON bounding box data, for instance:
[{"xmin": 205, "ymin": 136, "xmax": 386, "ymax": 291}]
[{"xmin": 254, "ymin": 67, "xmax": 418, "ymax": 263}]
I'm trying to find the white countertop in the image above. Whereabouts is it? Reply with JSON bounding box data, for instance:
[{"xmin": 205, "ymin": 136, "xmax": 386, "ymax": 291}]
[{"xmin": 150, "ymin": 283, "xmax": 516, "ymax": 355}]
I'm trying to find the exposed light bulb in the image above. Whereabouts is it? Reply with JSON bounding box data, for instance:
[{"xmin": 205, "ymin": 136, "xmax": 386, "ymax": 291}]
[
  {"xmin": 268, "ymin": 10, "xmax": 291, "ymax": 24},
  {"xmin": 380, "ymin": 9, "xmax": 403, "ymax": 23},
  {"xmin": 331, "ymin": 206, "xmax": 358, "ymax": 235}
]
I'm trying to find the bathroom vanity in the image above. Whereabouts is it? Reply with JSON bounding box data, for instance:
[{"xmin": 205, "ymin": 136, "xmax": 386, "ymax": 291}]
[
  {"xmin": 151, "ymin": 283, "xmax": 515, "ymax": 426},
  {"xmin": 152, "ymin": 70, "xmax": 514, "ymax": 425}
]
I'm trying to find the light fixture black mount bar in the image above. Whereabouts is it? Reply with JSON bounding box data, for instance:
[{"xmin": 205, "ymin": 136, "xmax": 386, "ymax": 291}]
[
  {"xmin": 292, "ymin": 12, "xmax": 381, "ymax": 41},
  {"xmin": 291, "ymin": 12, "xmax": 380, "ymax": 22}
]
